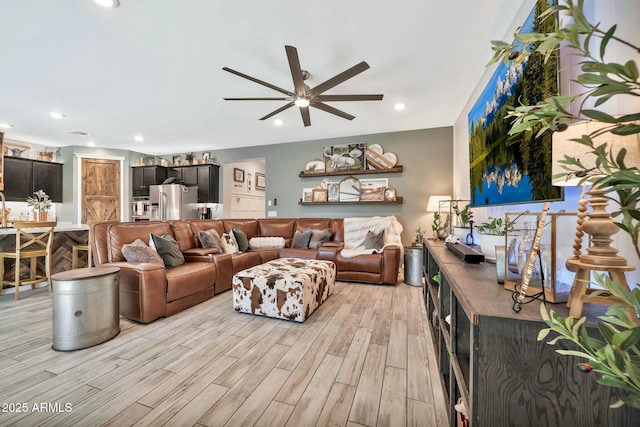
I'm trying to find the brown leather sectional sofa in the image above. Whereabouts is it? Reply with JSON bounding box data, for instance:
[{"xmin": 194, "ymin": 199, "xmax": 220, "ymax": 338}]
[{"xmin": 91, "ymin": 218, "xmax": 401, "ymax": 323}]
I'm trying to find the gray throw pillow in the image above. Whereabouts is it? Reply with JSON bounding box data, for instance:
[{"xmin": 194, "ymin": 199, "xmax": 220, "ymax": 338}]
[
  {"xmin": 309, "ymin": 228, "xmax": 332, "ymax": 249},
  {"xmin": 233, "ymin": 227, "xmax": 249, "ymax": 252},
  {"xmin": 150, "ymin": 233, "xmax": 185, "ymax": 268},
  {"xmin": 291, "ymin": 230, "xmax": 312, "ymax": 248},
  {"xmin": 122, "ymin": 239, "xmax": 164, "ymax": 265},
  {"xmin": 364, "ymin": 230, "xmax": 385, "ymax": 250},
  {"xmin": 199, "ymin": 228, "xmax": 224, "ymax": 252}
]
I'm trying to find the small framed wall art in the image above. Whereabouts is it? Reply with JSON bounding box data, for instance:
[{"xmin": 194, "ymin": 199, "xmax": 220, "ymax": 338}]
[
  {"xmin": 256, "ymin": 172, "xmax": 266, "ymax": 190},
  {"xmin": 233, "ymin": 168, "xmax": 245, "ymax": 183},
  {"xmin": 312, "ymin": 188, "xmax": 328, "ymax": 202}
]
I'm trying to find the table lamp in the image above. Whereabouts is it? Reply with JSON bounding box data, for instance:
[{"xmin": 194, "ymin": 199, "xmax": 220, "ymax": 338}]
[{"xmin": 552, "ymin": 119, "xmax": 639, "ymax": 317}]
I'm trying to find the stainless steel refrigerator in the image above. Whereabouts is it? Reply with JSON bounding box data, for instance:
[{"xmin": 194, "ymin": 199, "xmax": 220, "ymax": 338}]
[{"xmin": 149, "ymin": 184, "xmax": 198, "ymax": 221}]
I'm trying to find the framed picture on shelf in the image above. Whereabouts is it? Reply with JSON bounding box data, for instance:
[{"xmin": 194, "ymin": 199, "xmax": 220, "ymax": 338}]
[
  {"xmin": 233, "ymin": 168, "xmax": 245, "ymax": 183},
  {"xmin": 359, "ymin": 178, "xmax": 388, "ymax": 201},
  {"xmin": 312, "ymin": 188, "xmax": 328, "ymax": 202},
  {"xmin": 302, "ymin": 188, "xmax": 314, "ymax": 202},
  {"xmin": 172, "ymin": 155, "xmax": 181, "ymax": 166},
  {"xmin": 328, "ymin": 183, "xmax": 340, "ymax": 202},
  {"xmin": 339, "ymin": 176, "xmax": 360, "ymax": 202},
  {"xmin": 202, "ymin": 152, "xmax": 211, "ymax": 162},
  {"xmin": 323, "ymin": 142, "xmax": 366, "ymax": 172},
  {"xmin": 304, "ymin": 158, "xmax": 326, "ymax": 174},
  {"xmin": 255, "ymin": 172, "xmax": 266, "ymax": 190},
  {"xmin": 384, "ymin": 186, "xmax": 397, "ymax": 202}
]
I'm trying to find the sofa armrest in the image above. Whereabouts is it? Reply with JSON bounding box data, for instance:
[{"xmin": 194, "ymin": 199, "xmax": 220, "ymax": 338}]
[
  {"xmin": 381, "ymin": 246, "xmax": 402, "ymax": 284},
  {"xmin": 106, "ymin": 261, "xmax": 167, "ymax": 324},
  {"xmin": 321, "ymin": 241, "xmax": 344, "ymax": 249}
]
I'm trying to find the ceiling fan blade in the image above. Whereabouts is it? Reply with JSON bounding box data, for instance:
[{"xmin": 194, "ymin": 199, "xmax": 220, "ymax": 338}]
[
  {"xmin": 311, "ymin": 102, "xmax": 355, "ymax": 121},
  {"xmin": 224, "ymin": 97, "xmax": 289, "ymax": 101},
  {"xmin": 311, "ymin": 61, "xmax": 370, "ymax": 95},
  {"xmin": 317, "ymin": 94, "xmax": 384, "ymax": 102},
  {"xmin": 285, "ymin": 45, "xmax": 306, "ymax": 95},
  {"xmin": 259, "ymin": 102, "xmax": 295, "ymax": 121},
  {"xmin": 223, "ymin": 67, "xmax": 293, "ymax": 96},
  {"xmin": 300, "ymin": 106, "xmax": 311, "ymax": 127}
]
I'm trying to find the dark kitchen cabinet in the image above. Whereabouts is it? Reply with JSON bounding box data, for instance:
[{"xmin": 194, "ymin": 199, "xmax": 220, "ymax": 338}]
[
  {"xmin": 166, "ymin": 164, "xmax": 219, "ymax": 203},
  {"xmin": 132, "ymin": 166, "xmax": 167, "ymax": 197},
  {"xmin": 4, "ymin": 157, "xmax": 63, "ymax": 202}
]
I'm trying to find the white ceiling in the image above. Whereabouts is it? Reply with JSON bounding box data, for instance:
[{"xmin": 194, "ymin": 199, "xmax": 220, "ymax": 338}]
[{"xmin": 0, "ymin": 0, "xmax": 529, "ymax": 155}]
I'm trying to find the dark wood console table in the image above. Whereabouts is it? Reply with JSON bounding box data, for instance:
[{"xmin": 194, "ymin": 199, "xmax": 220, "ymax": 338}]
[{"xmin": 423, "ymin": 239, "xmax": 640, "ymax": 426}]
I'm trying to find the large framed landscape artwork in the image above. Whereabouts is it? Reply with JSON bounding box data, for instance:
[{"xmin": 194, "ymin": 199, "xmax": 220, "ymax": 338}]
[{"xmin": 468, "ymin": 0, "xmax": 562, "ymax": 207}]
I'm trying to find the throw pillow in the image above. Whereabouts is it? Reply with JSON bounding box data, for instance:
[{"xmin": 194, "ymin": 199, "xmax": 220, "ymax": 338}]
[
  {"xmin": 364, "ymin": 230, "xmax": 385, "ymax": 250},
  {"xmin": 221, "ymin": 232, "xmax": 239, "ymax": 254},
  {"xmin": 122, "ymin": 239, "xmax": 164, "ymax": 265},
  {"xmin": 248, "ymin": 236, "xmax": 286, "ymax": 250},
  {"xmin": 291, "ymin": 230, "xmax": 312, "ymax": 248},
  {"xmin": 309, "ymin": 228, "xmax": 332, "ymax": 249},
  {"xmin": 233, "ymin": 227, "xmax": 249, "ymax": 252},
  {"xmin": 149, "ymin": 233, "xmax": 186, "ymax": 268},
  {"xmin": 199, "ymin": 228, "xmax": 224, "ymax": 252}
]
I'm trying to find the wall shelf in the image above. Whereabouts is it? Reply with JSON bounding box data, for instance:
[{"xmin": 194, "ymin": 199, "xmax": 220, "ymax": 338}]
[
  {"xmin": 299, "ymin": 165, "xmax": 403, "ymax": 178},
  {"xmin": 299, "ymin": 197, "xmax": 403, "ymax": 206}
]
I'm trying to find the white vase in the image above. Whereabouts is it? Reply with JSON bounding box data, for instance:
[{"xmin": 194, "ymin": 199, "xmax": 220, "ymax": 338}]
[{"xmin": 478, "ymin": 234, "xmax": 505, "ymax": 262}]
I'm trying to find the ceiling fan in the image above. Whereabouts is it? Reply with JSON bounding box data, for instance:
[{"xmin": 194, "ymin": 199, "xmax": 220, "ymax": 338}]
[{"xmin": 222, "ymin": 45, "xmax": 383, "ymax": 127}]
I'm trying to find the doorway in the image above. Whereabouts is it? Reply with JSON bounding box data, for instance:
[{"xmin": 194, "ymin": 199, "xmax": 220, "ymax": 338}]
[{"xmin": 78, "ymin": 156, "xmax": 123, "ymax": 223}]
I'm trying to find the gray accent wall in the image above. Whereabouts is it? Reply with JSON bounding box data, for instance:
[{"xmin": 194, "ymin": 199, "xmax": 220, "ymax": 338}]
[{"xmin": 212, "ymin": 127, "xmax": 453, "ymax": 245}]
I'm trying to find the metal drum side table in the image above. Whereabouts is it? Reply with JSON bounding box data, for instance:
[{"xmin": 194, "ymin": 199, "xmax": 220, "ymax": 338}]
[
  {"xmin": 404, "ymin": 245, "xmax": 424, "ymax": 286},
  {"xmin": 52, "ymin": 266, "xmax": 121, "ymax": 351}
]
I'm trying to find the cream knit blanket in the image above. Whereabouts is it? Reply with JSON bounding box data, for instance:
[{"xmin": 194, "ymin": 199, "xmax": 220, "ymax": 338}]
[{"xmin": 341, "ymin": 216, "xmax": 403, "ymax": 258}]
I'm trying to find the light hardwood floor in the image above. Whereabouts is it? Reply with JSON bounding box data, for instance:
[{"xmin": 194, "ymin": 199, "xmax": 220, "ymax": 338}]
[{"xmin": 0, "ymin": 279, "xmax": 447, "ymax": 426}]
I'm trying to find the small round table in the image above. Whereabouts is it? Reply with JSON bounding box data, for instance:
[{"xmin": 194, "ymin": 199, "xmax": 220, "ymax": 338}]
[
  {"xmin": 404, "ymin": 245, "xmax": 424, "ymax": 286},
  {"xmin": 52, "ymin": 266, "xmax": 120, "ymax": 351}
]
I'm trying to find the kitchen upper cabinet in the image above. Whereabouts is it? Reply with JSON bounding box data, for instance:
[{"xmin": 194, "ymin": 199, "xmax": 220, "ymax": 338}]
[
  {"xmin": 4, "ymin": 157, "xmax": 63, "ymax": 202},
  {"xmin": 132, "ymin": 166, "xmax": 167, "ymax": 197},
  {"xmin": 164, "ymin": 164, "xmax": 219, "ymax": 203}
]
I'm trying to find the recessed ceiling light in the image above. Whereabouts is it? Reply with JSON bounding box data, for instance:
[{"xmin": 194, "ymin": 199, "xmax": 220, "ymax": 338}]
[
  {"xmin": 134, "ymin": 135, "xmax": 146, "ymax": 142},
  {"xmin": 87, "ymin": 141, "xmax": 96, "ymax": 147},
  {"xmin": 0, "ymin": 123, "xmax": 13, "ymax": 129},
  {"xmin": 274, "ymin": 119, "xmax": 284, "ymax": 126},
  {"xmin": 394, "ymin": 103, "xmax": 406, "ymax": 111},
  {"xmin": 49, "ymin": 111, "xmax": 66, "ymax": 119},
  {"xmin": 94, "ymin": 0, "xmax": 120, "ymax": 7}
]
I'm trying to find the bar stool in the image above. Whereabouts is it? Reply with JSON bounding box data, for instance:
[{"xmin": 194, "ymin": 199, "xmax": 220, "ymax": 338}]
[
  {"xmin": 72, "ymin": 220, "xmax": 98, "ymax": 269},
  {"xmin": 0, "ymin": 221, "xmax": 57, "ymax": 300}
]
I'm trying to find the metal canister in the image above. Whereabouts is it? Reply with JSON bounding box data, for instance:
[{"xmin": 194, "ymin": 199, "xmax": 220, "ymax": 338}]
[
  {"xmin": 52, "ymin": 266, "xmax": 120, "ymax": 351},
  {"xmin": 404, "ymin": 246, "xmax": 424, "ymax": 286}
]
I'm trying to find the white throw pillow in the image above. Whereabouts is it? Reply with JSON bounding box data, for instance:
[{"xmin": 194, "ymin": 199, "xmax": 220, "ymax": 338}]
[{"xmin": 248, "ymin": 236, "xmax": 286, "ymax": 250}]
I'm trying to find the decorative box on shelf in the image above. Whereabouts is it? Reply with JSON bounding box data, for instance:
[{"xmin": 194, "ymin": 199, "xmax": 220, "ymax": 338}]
[{"xmin": 502, "ymin": 211, "xmax": 577, "ymax": 303}]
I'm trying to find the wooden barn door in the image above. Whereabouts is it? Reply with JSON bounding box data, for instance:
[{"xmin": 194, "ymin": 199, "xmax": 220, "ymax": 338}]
[{"xmin": 81, "ymin": 158, "xmax": 121, "ymax": 223}]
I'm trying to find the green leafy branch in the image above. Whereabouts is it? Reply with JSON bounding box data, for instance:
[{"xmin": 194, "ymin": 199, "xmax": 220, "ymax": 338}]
[{"xmin": 539, "ymin": 274, "xmax": 640, "ymax": 408}]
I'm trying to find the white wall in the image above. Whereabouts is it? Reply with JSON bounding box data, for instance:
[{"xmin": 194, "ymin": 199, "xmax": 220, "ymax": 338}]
[{"xmin": 452, "ymin": 0, "xmax": 640, "ymax": 282}]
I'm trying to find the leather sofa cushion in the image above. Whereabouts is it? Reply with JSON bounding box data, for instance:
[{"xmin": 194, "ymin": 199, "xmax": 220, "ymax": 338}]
[
  {"xmin": 335, "ymin": 252, "xmax": 383, "ymax": 273},
  {"xmin": 330, "ymin": 219, "xmax": 345, "ymax": 242},
  {"xmin": 258, "ymin": 219, "xmax": 296, "ymax": 239},
  {"xmin": 165, "ymin": 262, "xmax": 216, "ymax": 302},
  {"xmin": 296, "ymin": 218, "xmax": 331, "ymax": 232},
  {"xmin": 189, "ymin": 220, "xmax": 225, "ymax": 246},
  {"xmin": 222, "ymin": 219, "xmax": 259, "ymax": 238},
  {"xmin": 171, "ymin": 221, "xmax": 197, "ymax": 251},
  {"xmin": 231, "ymin": 252, "xmax": 262, "ymax": 273},
  {"xmin": 108, "ymin": 222, "xmax": 173, "ymax": 262},
  {"xmin": 280, "ymin": 248, "xmax": 318, "ymax": 260}
]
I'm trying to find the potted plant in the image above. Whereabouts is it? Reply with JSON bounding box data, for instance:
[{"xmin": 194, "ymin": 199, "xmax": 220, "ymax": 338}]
[
  {"xmin": 452, "ymin": 203, "xmax": 474, "ymax": 239},
  {"xmin": 26, "ymin": 189, "xmax": 52, "ymax": 221},
  {"xmin": 431, "ymin": 212, "xmax": 450, "ymax": 240},
  {"xmin": 489, "ymin": 0, "xmax": 640, "ymax": 407},
  {"xmin": 476, "ymin": 217, "xmax": 508, "ymax": 262},
  {"xmin": 415, "ymin": 226, "xmax": 425, "ymax": 244}
]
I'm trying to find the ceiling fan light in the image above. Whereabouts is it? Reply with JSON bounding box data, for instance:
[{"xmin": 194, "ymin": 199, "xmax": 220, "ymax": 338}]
[{"xmin": 294, "ymin": 97, "xmax": 310, "ymax": 108}]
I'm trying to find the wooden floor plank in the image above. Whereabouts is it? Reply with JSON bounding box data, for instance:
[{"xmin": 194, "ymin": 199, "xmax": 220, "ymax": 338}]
[
  {"xmin": 348, "ymin": 343, "xmax": 387, "ymax": 426},
  {"xmin": 377, "ymin": 366, "xmax": 407, "ymax": 427},
  {"xmin": 0, "ymin": 280, "xmax": 447, "ymax": 427}
]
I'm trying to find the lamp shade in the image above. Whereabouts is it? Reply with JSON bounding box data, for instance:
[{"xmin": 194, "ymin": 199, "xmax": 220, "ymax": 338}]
[
  {"xmin": 552, "ymin": 120, "xmax": 640, "ymax": 186},
  {"xmin": 426, "ymin": 195, "xmax": 451, "ymax": 212}
]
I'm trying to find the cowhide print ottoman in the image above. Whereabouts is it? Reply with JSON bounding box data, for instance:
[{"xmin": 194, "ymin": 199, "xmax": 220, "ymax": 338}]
[{"xmin": 232, "ymin": 258, "xmax": 335, "ymax": 322}]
